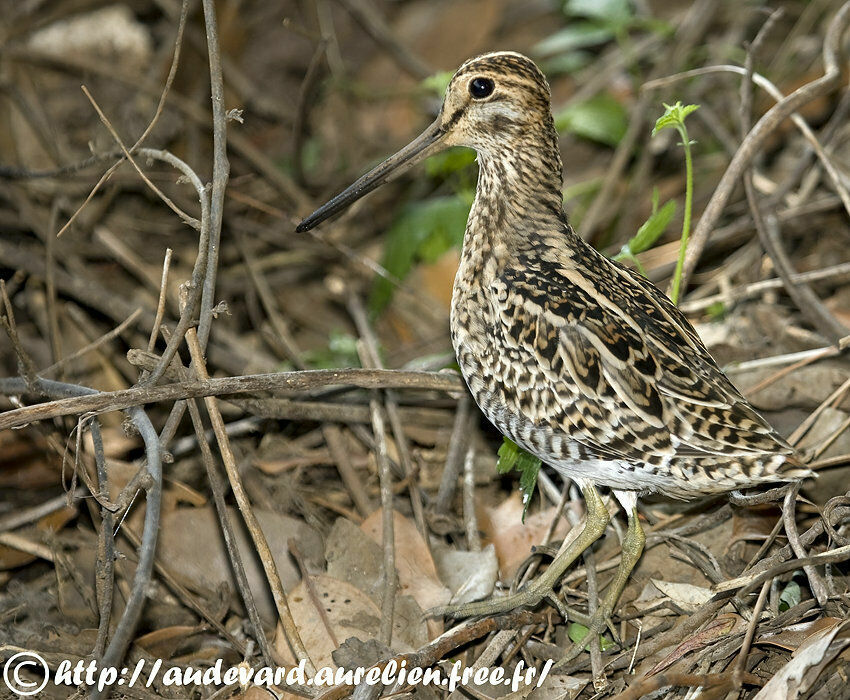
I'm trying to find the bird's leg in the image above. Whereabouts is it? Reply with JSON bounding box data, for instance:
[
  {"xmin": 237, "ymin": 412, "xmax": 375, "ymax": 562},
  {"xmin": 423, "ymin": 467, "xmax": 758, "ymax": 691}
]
[
  {"xmin": 429, "ymin": 483, "xmax": 609, "ymax": 619},
  {"xmin": 556, "ymin": 505, "xmax": 645, "ymax": 666}
]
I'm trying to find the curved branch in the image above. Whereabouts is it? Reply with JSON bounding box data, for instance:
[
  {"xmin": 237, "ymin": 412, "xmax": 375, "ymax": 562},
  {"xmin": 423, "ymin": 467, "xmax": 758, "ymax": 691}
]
[{"xmin": 0, "ymin": 378, "xmax": 162, "ymax": 694}]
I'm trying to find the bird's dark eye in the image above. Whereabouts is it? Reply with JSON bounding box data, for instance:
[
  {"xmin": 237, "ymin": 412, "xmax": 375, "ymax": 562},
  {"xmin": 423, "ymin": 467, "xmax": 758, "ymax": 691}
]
[{"xmin": 469, "ymin": 77, "xmax": 495, "ymax": 99}]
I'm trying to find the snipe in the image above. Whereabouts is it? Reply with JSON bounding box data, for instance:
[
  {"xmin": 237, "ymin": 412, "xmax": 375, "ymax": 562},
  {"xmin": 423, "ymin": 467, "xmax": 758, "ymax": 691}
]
[{"xmin": 297, "ymin": 51, "xmax": 812, "ymax": 662}]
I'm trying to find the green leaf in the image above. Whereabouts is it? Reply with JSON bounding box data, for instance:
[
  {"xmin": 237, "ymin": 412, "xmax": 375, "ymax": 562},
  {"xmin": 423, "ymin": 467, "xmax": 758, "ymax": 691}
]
[
  {"xmin": 555, "ymin": 94, "xmax": 628, "ymax": 147},
  {"xmin": 564, "ymin": 0, "xmax": 633, "ymax": 24},
  {"xmin": 568, "ymin": 622, "xmax": 590, "ymax": 644},
  {"xmin": 615, "ymin": 192, "xmax": 674, "ymax": 276},
  {"xmin": 651, "ymin": 101, "xmax": 700, "ymax": 137},
  {"xmin": 629, "ymin": 196, "xmax": 677, "ymax": 255},
  {"xmin": 706, "ymin": 301, "xmax": 726, "ymax": 320},
  {"xmin": 539, "ymin": 51, "xmax": 593, "ymax": 76},
  {"xmin": 779, "ymin": 580, "xmax": 801, "ymax": 612},
  {"xmin": 303, "ymin": 330, "xmax": 361, "ymax": 369},
  {"xmin": 424, "ymin": 147, "xmax": 476, "ymax": 178},
  {"xmin": 534, "ymin": 22, "xmax": 614, "ymax": 56},
  {"xmin": 496, "ymin": 438, "xmax": 542, "ymax": 522},
  {"xmin": 369, "ymin": 195, "xmax": 470, "ymax": 312},
  {"xmin": 568, "ymin": 622, "xmax": 615, "ymax": 650}
]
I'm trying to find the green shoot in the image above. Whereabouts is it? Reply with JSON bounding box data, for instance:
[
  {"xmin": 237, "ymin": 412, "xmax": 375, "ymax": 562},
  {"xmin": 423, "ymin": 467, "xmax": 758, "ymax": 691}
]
[{"xmin": 652, "ymin": 101, "xmax": 700, "ymax": 304}]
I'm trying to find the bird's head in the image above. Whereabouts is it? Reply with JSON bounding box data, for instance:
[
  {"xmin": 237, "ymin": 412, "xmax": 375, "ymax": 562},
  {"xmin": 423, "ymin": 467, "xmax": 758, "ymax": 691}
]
[
  {"xmin": 296, "ymin": 51, "xmax": 556, "ymax": 232},
  {"xmin": 437, "ymin": 51, "xmax": 554, "ymax": 154}
]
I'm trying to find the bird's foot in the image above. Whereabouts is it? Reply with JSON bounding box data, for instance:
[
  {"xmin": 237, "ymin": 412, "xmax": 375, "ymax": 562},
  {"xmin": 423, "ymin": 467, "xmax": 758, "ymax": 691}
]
[
  {"xmin": 428, "ymin": 483, "xmax": 612, "ymax": 623},
  {"xmin": 427, "ymin": 579, "xmax": 553, "ymax": 619}
]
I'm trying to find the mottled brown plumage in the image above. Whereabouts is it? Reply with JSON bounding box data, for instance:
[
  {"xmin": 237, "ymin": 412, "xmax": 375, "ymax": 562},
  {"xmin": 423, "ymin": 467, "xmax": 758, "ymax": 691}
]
[{"xmin": 297, "ymin": 51, "xmax": 812, "ymax": 657}]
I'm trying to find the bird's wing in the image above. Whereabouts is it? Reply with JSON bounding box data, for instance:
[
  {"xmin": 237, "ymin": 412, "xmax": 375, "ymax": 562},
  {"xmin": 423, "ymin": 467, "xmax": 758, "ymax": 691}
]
[{"xmin": 489, "ymin": 252, "xmax": 795, "ymax": 464}]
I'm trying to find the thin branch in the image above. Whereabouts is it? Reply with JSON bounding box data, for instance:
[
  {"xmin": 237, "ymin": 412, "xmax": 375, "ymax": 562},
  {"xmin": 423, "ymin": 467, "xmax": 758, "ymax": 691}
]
[
  {"xmin": 370, "ymin": 400, "xmax": 397, "ymax": 646},
  {"xmin": 183, "ymin": 325, "xmax": 316, "ymax": 674},
  {"xmin": 81, "ymin": 85, "xmax": 197, "ymax": 228},
  {"xmin": 184, "ymin": 394, "xmax": 276, "ymax": 666},
  {"xmin": 13, "ymin": 380, "xmax": 163, "ymax": 699},
  {"xmin": 783, "ymin": 484, "xmax": 830, "ymax": 607},
  {"xmin": 434, "ymin": 395, "xmax": 474, "ymax": 514},
  {"xmin": 147, "ymin": 249, "xmax": 173, "ymax": 353},
  {"xmin": 196, "ymin": 0, "xmax": 231, "ymax": 350},
  {"xmin": 0, "ymin": 368, "xmax": 465, "ymax": 429},
  {"xmin": 91, "ymin": 419, "xmax": 115, "ymax": 659}
]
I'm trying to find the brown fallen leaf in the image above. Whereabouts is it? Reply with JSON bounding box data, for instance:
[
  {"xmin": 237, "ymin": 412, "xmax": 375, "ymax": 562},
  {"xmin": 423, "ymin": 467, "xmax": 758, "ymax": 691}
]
[
  {"xmin": 157, "ymin": 505, "xmax": 323, "ymax": 621},
  {"xmin": 361, "ymin": 509, "xmax": 452, "ymax": 612},
  {"xmin": 729, "ymin": 506, "xmax": 781, "ymax": 546},
  {"xmin": 0, "ymin": 506, "xmax": 77, "ymax": 570},
  {"xmin": 650, "ymin": 579, "xmax": 713, "ymax": 613},
  {"xmin": 274, "ymin": 574, "xmax": 422, "ymax": 669},
  {"xmin": 234, "ymin": 687, "xmax": 276, "ymax": 700},
  {"xmin": 754, "ymin": 620, "xmax": 850, "ymax": 699},
  {"xmin": 758, "ymin": 617, "xmax": 844, "ymax": 652},
  {"xmin": 480, "ymin": 492, "xmax": 571, "ymax": 580}
]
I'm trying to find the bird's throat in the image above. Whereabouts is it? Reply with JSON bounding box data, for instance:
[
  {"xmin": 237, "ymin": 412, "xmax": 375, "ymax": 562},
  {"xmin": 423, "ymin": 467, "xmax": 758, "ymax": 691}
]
[{"xmin": 461, "ymin": 134, "xmax": 565, "ymax": 272}]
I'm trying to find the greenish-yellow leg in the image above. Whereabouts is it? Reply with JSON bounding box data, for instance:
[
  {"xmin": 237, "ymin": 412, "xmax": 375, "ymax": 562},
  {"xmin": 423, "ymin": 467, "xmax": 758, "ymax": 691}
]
[
  {"xmin": 556, "ymin": 506, "xmax": 645, "ymax": 666},
  {"xmin": 428, "ymin": 484, "xmax": 610, "ymax": 619}
]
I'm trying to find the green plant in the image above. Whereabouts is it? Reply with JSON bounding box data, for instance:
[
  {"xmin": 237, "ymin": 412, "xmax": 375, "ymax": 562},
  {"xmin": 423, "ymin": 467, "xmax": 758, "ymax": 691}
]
[
  {"xmin": 652, "ymin": 101, "xmax": 700, "ymax": 304},
  {"xmin": 555, "ymin": 93, "xmax": 629, "ymax": 147},
  {"xmin": 495, "ymin": 438, "xmax": 542, "ymax": 522},
  {"xmin": 536, "ymin": 0, "xmax": 670, "ymax": 76},
  {"xmin": 614, "ymin": 188, "xmax": 677, "ymax": 274},
  {"xmin": 568, "ymin": 621, "xmax": 616, "ymax": 651},
  {"xmin": 369, "ymin": 193, "xmax": 472, "ymax": 313},
  {"xmin": 302, "ymin": 330, "xmax": 361, "ymax": 369}
]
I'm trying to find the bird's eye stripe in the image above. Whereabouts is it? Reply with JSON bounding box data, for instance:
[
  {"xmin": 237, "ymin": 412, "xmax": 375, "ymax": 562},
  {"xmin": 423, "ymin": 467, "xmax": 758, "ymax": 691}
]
[{"xmin": 444, "ymin": 106, "xmax": 465, "ymax": 130}]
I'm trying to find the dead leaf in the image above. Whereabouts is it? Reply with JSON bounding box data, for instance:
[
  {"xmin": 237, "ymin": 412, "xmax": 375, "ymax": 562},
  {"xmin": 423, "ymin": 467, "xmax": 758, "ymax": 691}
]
[
  {"xmin": 361, "ymin": 509, "xmax": 452, "ymax": 612},
  {"xmin": 234, "ymin": 687, "xmax": 276, "ymax": 700},
  {"xmin": 136, "ymin": 625, "xmax": 201, "ymax": 659},
  {"xmin": 754, "ymin": 620, "xmax": 850, "ymax": 699},
  {"xmin": 759, "ymin": 617, "xmax": 846, "ymax": 652},
  {"xmin": 275, "ymin": 574, "xmax": 424, "ymax": 668},
  {"xmin": 326, "ymin": 517, "xmax": 384, "ymax": 600},
  {"xmin": 480, "ymin": 493, "xmax": 571, "ymax": 579},
  {"xmin": 730, "ymin": 507, "xmax": 781, "ymax": 545},
  {"xmin": 650, "ymin": 579, "xmax": 713, "ymax": 613},
  {"xmin": 157, "ymin": 505, "xmax": 323, "ymax": 622},
  {"xmin": 433, "ymin": 543, "xmax": 498, "ymax": 605},
  {"xmin": 0, "ymin": 506, "xmax": 77, "ymax": 570},
  {"xmin": 528, "ymin": 673, "xmax": 586, "ymax": 700},
  {"xmin": 324, "ymin": 518, "xmax": 430, "ymax": 648},
  {"xmin": 496, "ymin": 671, "xmax": 585, "ymax": 700}
]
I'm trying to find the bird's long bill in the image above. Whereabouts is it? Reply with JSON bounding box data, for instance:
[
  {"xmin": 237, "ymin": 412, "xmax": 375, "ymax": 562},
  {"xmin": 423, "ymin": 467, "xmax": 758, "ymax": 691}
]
[{"xmin": 295, "ymin": 119, "xmax": 446, "ymax": 232}]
